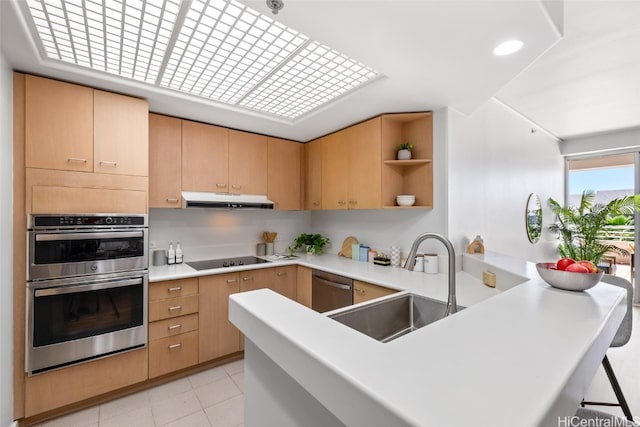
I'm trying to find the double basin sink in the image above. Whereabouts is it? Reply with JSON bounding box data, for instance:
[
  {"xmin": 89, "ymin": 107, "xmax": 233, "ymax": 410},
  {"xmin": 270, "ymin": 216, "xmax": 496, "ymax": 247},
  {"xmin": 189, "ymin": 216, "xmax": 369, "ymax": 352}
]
[{"xmin": 329, "ymin": 293, "xmax": 464, "ymax": 343}]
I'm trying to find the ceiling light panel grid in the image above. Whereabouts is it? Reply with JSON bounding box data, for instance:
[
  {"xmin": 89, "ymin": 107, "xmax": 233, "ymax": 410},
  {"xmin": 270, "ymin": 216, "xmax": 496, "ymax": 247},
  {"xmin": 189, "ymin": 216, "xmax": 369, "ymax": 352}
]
[
  {"xmin": 159, "ymin": 0, "xmax": 308, "ymax": 104},
  {"xmin": 26, "ymin": 0, "xmax": 181, "ymax": 83},
  {"xmin": 239, "ymin": 41, "xmax": 378, "ymax": 118}
]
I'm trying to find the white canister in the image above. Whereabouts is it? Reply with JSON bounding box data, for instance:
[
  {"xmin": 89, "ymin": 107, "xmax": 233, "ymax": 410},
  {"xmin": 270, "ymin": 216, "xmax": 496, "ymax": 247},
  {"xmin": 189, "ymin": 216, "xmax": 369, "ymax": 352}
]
[
  {"xmin": 413, "ymin": 254, "xmax": 424, "ymax": 272},
  {"xmin": 424, "ymin": 253, "xmax": 438, "ymax": 274}
]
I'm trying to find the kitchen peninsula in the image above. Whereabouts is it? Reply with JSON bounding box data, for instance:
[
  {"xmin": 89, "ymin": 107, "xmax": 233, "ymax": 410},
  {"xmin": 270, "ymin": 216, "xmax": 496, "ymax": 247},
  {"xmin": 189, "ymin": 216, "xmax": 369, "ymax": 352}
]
[{"xmin": 224, "ymin": 253, "xmax": 625, "ymax": 427}]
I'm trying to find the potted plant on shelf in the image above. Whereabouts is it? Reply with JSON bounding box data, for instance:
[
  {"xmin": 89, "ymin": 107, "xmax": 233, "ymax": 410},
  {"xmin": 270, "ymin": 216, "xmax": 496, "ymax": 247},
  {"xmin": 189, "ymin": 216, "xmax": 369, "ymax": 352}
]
[
  {"xmin": 397, "ymin": 142, "xmax": 413, "ymax": 160},
  {"xmin": 547, "ymin": 190, "xmax": 640, "ymax": 264},
  {"xmin": 289, "ymin": 233, "xmax": 331, "ymax": 255}
]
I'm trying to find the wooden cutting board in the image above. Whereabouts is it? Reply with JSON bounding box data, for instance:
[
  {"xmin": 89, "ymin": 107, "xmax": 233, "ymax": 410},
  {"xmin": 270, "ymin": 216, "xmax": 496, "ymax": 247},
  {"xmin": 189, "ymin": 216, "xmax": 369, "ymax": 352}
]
[{"xmin": 338, "ymin": 236, "xmax": 358, "ymax": 258}]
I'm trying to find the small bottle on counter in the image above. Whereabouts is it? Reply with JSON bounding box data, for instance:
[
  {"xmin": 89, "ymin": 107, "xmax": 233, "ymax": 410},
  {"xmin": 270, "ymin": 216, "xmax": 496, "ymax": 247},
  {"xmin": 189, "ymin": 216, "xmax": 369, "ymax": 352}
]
[
  {"xmin": 167, "ymin": 241, "xmax": 176, "ymax": 265},
  {"xmin": 175, "ymin": 241, "xmax": 183, "ymax": 264},
  {"xmin": 368, "ymin": 249, "xmax": 376, "ymax": 263}
]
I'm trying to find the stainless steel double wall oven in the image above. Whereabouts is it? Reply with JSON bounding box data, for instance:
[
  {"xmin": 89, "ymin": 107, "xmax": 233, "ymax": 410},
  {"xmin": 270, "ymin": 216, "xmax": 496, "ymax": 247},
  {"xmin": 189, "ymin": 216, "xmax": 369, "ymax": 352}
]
[{"xmin": 26, "ymin": 214, "xmax": 149, "ymax": 375}]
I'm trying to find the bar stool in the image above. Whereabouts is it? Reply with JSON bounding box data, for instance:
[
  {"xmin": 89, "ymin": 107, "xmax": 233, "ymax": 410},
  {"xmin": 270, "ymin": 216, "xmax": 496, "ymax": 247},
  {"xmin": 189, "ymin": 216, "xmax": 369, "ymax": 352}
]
[{"xmin": 580, "ymin": 275, "xmax": 634, "ymax": 421}]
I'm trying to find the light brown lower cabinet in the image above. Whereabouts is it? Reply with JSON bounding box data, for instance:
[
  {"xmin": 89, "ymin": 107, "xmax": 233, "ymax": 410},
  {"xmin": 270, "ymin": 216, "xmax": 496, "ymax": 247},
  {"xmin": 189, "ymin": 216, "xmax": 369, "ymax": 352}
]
[
  {"xmin": 149, "ymin": 330, "xmax": 199, "ymax": 379},
  {"xmin": 24, "ymin": 348, "xmax": 148, "ymax": 417},
  {"xmin": 148, "ymin": 279, "xmax": 199, "ymax": 379},
  {"xmin": 273, "ymin": 265, "xmax": 297, "ymax": 300},
  {"xmin": 353, "ymin": 280, "xmax": 397, "ymax": 304},
  {"xmin": 296, "ymin": 266, "xmax": 313, "ymax": 308},
  {"xmin": 199, "ymin": 273, "xmax": 241, "ymax": 363}
]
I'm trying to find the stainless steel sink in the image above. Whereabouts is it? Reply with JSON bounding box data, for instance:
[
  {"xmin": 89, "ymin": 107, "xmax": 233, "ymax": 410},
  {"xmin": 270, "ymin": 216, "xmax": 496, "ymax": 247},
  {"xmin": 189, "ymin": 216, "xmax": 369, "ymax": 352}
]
[{"xmin": 329, "ymin": 293, "xmax": 464, "ymax": 343}]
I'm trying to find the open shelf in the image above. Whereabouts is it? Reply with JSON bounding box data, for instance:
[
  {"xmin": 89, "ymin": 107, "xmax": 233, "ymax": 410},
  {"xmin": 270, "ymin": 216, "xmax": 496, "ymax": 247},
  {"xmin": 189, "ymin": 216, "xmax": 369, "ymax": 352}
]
[
  {"xmin": 383, "ymin": 159, "xmax": 432, "ymax": 166},
  {"xmin": 383, "ymin": 205, "xmax": 433, "ymax": 209},
  {"xmin": 381, "ymin": 112, "xmax": 433, "ymax": 208}
]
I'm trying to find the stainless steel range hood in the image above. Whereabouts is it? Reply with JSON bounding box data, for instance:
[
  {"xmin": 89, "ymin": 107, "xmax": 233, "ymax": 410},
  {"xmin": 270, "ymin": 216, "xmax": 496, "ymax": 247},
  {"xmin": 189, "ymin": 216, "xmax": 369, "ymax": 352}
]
[{"xmin": 182, "ymin": 192, "xmax": 274, "ymax": 209}]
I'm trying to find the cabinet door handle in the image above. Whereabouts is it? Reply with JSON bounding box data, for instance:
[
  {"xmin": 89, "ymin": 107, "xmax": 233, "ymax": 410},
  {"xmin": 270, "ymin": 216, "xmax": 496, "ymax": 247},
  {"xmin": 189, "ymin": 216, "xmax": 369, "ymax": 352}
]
[
  {"xmin": 67, "ymin": 157, "xmax": 88, "ymax": 163},
  {"xmin": 349, "ymin": 200, "xmax": 357, "ymax": 205},
  {"xmin": 168, "ymin": 343, "xmax": 182, "ymax": 350},
  {"xmin": 168, "ymin": 305, "xmax": 182, "ymax": 311},
  {"xmin": 168, "ymin": 324, "xmax": 182, "ymax": 330},
  {"xmin": 99, "ymin": 160, "xmax": 118, "ymax": 167},
  {"xmin": 166, "ymin": 198, "xmax": 180, "ymax": 203},
  {"xmin": 276, "ymin": 272, "xmax": 286, "ymax": 277},
  {"xmin": 226, "ymin": 279, "xmax": 237, "ymax": 284},
  {"xmin": 216, "ymin": 183, "xmax": 227, "ymax": 188},
  {"xmin": 232, "ymin": 184, "xmax": 242, "ymax": 189},
  {"xmin": 338, "ymin": 200, "xmax": 346, "ymax": 205},
  {"xmin": 312, "ymin": 201, "xmax": 320, "ymax": 206},
  {"xmin": 168, "ymin": 286, "xmax": 182, "ymax": 292},
  {"xmin": 242, "ymin": 276, "xmax": 254, "ymax": 281}
]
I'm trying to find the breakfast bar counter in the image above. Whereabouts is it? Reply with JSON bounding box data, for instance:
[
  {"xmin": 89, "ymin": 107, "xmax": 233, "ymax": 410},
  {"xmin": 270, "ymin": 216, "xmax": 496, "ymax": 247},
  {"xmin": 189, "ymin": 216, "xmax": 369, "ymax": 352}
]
[{"xmin": 225, "ymin": 253, "xmax": 626, "ymax": 427}]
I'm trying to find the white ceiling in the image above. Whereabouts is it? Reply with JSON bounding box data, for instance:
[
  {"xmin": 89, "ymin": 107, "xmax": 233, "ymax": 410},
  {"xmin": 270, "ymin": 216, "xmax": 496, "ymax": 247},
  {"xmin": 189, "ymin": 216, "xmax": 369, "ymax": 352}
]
[
  {"xmin": 497, "ymin": 0, "xmax": 640, "ymax": 141},
  {"xmin": 1, "ymin": 0, "xmax": 564, "ymax": 142}
]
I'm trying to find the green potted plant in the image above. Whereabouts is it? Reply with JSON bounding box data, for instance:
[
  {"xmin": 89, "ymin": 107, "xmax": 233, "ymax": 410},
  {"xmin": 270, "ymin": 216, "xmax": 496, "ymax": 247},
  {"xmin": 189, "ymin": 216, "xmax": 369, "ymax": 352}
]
[
  {"xmin": 397, "ymin": 142, "xmax": 413, "ymax": 160},
  {"xmin": 289, "ymin": 233, "xmax": 331, "ymax": 255},
  {"xmin": 547, "ymin": 190, "xmax": 640, "ymax": 264}
]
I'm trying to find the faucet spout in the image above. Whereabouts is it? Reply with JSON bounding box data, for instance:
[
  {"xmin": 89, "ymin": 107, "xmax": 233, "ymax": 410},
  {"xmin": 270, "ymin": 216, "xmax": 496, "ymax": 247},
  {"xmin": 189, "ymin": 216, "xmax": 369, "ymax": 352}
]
[{"xmin": 404, "ymin": 233, "xmax": 457, "ymax": 316}]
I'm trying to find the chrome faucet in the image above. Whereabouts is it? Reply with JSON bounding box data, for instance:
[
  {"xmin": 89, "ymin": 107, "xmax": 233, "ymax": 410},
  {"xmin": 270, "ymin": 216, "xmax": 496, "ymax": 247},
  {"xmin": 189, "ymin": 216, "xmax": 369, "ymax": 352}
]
[{"xmin": 404, "ymin": 233, "xmax": 457, "ymax": 316}]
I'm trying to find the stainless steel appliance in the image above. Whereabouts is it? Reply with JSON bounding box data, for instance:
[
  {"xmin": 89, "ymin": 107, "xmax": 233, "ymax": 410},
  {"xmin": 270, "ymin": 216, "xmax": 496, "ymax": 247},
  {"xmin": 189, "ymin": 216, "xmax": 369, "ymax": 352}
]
[
  {"xmin": 187, "ymin": 256, "xmax": 270, "ymax": 270},
  {"xmin": 26, "ymin": 214, "xmax": 148, "ymax": 375},
  {"xmin": 28, "ymin": 214, "xmax": 148, "ymax": 281},
  {"xmin": 311, "ymin": 269, "xmax": 353, "ymax": 312}
]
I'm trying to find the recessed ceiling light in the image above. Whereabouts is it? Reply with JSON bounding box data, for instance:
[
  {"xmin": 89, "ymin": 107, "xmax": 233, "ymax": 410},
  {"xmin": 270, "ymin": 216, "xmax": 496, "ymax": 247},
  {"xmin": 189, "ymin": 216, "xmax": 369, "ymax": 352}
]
[{"xmin": 493, "ymin": 40, "xmax": 523, "ymax": 56}]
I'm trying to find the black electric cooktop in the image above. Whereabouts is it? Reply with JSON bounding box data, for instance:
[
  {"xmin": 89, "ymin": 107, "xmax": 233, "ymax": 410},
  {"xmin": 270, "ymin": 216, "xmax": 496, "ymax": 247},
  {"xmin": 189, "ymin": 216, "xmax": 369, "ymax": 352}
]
[{"xmin": 187, "ymin": 256, "xmax": 270, "ymax": 271}]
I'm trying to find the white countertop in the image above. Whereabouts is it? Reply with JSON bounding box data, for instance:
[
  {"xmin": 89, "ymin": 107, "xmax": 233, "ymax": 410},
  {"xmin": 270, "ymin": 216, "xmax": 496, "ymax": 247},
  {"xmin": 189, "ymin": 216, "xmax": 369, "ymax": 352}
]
[
  {"xmin": 221, "ymin": 253, "xmax": 627, "ymax": 427},
  {"xmin": 149, "ymin": 253, "xmax": 502, "ymax": 307}
]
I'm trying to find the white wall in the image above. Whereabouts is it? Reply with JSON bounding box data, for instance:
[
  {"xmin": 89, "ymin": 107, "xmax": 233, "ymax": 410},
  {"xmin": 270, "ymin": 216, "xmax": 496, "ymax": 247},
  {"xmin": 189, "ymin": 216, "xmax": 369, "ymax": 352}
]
[
  {"xmin": 149, "ymin": 209, "xmax": 311, "ymax": 261},
  {"xmin": 447, "ymin": 99, "xmax": 565, "ymax": 262},
  {"xmin": 310, "ymin": 109, "xmax": 449, "ymax": 258},
  {"xmin": 0, "ymin": 29, "xmax": 15, "ymax": 427}
]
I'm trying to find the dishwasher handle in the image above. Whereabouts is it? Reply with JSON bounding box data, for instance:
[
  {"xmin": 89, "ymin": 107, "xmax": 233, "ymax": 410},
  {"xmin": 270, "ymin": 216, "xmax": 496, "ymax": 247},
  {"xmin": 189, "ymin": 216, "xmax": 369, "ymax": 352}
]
[{"xmin": 313, "ymin": 276, "xmax": 352, "ymax": 291}]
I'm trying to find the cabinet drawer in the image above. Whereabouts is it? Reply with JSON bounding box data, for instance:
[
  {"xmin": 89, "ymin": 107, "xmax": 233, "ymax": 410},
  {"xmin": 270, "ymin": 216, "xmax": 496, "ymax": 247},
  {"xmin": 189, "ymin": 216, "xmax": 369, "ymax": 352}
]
[
  {"xmin": 149, "ymin": 330, "xmax": 198, "ymax": 378},
  {"xmin": 149, "ymin": 278, "xmax": 198, "ymax": 302},
  {"xmin": 149, "ymin": 294, "xmax": 198, "ymax": 322},
  {"xmin": 149, "ymin": 313, "xmax": 198, "ymax": 341}
]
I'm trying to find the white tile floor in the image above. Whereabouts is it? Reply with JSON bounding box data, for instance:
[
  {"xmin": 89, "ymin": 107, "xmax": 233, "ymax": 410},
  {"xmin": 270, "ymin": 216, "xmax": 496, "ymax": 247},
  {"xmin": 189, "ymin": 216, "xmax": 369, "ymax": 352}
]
[
  {"xmin": 34, "ymin": 269, "xmax": 640, "ymax": 426},
  {"xmin": 37, "ymin": 359, "xmax": 245, "ymax": 427}
]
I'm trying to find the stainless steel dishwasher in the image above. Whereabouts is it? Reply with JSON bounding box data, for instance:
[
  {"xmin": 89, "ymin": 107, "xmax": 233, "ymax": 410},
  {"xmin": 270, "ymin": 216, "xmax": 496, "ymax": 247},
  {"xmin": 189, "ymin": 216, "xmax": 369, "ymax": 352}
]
[{"xmin": 311, "ymin": 269, "xmax": 353, "ymax": 312}]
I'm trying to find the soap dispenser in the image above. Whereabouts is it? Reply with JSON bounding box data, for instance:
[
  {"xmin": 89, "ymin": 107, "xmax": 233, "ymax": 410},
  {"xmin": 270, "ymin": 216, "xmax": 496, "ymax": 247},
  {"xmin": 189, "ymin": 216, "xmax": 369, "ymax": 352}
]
[
  {"xmin": 167, "ymin": 241, "xmax": 176, "ymax": 265},
  {"xmin": 175, "ymin": 241, "xmax": 183, "ymax": 264}
]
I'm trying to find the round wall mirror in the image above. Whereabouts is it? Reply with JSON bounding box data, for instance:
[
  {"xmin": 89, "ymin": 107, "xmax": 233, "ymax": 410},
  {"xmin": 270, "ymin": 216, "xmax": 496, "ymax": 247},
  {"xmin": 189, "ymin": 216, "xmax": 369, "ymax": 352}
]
[{"xmin": 526, "ymin": 193, "xmax": 543, "ymax": 244}]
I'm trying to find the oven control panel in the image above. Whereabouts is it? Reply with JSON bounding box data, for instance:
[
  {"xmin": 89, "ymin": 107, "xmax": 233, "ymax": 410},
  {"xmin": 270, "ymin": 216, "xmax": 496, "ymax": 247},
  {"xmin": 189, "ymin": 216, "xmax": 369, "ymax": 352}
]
[{"xmin": 29, "ymin": 214, "xmax": 148, "ymax": 229}]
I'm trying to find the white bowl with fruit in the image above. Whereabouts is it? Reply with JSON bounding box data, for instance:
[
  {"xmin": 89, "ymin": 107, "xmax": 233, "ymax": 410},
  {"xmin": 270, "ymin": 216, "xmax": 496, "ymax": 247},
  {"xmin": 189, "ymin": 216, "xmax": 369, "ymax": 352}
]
[{"xmin": 536, "ymin": 258, "xmax": 604, "ymax": 291}]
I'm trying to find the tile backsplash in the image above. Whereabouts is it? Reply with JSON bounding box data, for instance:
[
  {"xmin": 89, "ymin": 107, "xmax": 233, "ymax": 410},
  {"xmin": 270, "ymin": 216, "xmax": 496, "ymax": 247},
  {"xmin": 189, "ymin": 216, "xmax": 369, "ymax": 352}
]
[{"xmin": 149, "ymin": 208, "xmax": 311, "ymax": 261}]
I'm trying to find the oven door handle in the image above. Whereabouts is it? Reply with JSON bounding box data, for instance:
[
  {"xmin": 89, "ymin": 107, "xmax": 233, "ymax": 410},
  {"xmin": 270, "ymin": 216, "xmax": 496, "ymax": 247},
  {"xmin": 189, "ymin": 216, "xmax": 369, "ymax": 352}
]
[
  {"xmin": 34, "ymin": 278, "xmax": 143, "ymax": 297},
  {"xmin": 35, "ymin": 231, "xmax": 144, "ymax": 241}
]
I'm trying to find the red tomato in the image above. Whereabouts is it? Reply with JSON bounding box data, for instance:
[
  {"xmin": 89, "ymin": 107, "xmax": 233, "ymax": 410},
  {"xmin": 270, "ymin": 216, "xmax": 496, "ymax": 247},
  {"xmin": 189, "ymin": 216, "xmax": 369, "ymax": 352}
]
[
  {"xmin": 577, "ymin": 260, "xmax": 598, "ymax": 273},
  {"xmin": 556, "ymin": 258, "xmax": 576, "ymax": 271},
  {"xmin": 565, "ymin": 263, "xmax": 590, "ymax": 273}
]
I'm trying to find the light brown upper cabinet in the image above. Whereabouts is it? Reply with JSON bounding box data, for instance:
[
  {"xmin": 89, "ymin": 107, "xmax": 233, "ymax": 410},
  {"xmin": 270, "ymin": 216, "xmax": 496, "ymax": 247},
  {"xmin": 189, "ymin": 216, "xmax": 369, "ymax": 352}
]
[
  {"xmin": 94, "ymin": 90, "xmax": 149, "ymax": 176},
  {"xmin": 304, "ymin": 139, "xmax": 322, "ymax": 210},
  {"xmin": 321, "ymin": 131, "xmax": 349, "ymax": 209},
  {"xmin": 181, "ymin": 120, "xmax": 229, "ymax": 192},
  {"xmin": 24, "ymin": 75, "xmax": 149, "ymax": 177},
  {"xmin": 346, "ymin": 117, "xmax": 381, "ymax": 209},
  {"xmin": 267, "ymin": 137, "xmax": 302, "ymax": 210},
  {"xmin": 229, "ymin": 130, "xmax": 267, "ymax": 195},
  {"xmin": 321, "ymin": 117, "xmax": 381, "ymax": 210},
  {"xmin": 149, "ymin": 114, "xmax": 182, "ymax": 208},
  {"xmin": 381, "ymin": 112, "xmax": 433, "ymax": 208},
  {"xmin": 25, "ymin": 75, "xmax": 94, "ymax": 172}
]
